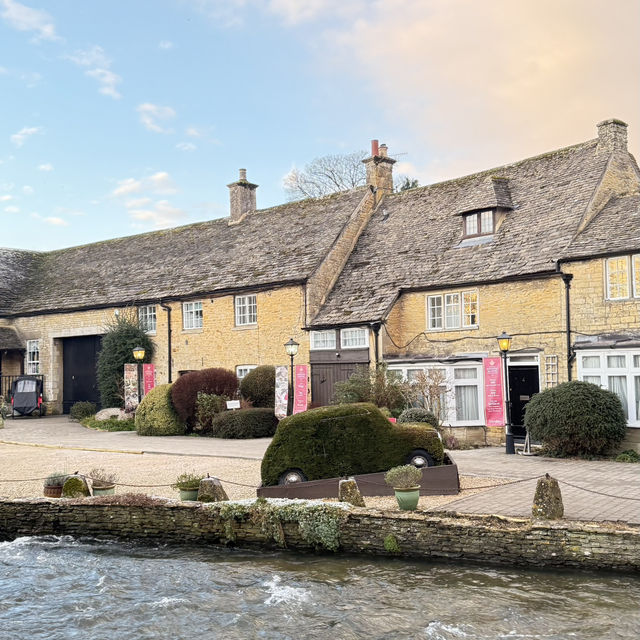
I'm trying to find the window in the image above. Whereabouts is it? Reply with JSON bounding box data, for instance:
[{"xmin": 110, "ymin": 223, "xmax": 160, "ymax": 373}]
[
  {"xmin": 577, "ymin": 349, "xmax": 640, "ymax": 425},
  {"xmin": 453, "ymin": 367, "xmax": 480, "ymax": 421},
  {"xmin": 634, "ymin": 255, "xmax": 640, "ymax": 298},
  {"xmin": 235, "ymin": 295, "xmax": 257, "ymax": 326},
  {"xmin": 26, "ymin": 339, "xmax": 40, "ymax": 374},
  {"xmin": 236, "ymin": 365, "xmax": 257, "ymax": 380},
  {"xmin": 606, "ymin": 256, "xmax": 630, "ymax": 299},
  {"xmin": 138, "ymin": 305, "xmax": 157, "ymax": 333},
  {"xmin": 310, "ymin": 330, "xmax": 336, "ymax": 350},
  {"xmin": 544, "ymin": 355, "xmax": 558, "ymax": 388},
  {"xmin": 182, "ymin": 301, "xmax": 203, "ymax": 329},
  {"xmin": 427, "ymin": 290, "xmax": 479, "ymax": 330},
  {"xmin": 463, "ymin": 210, "xmax": 494, "ymax": 238},
  {"xmin": 340, "ymin": 327, "xmax": 369, "ymax": 349}
]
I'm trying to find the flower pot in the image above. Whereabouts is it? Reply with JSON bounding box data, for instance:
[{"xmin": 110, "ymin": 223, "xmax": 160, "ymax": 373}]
[
  {"xmin": 92, "ymin": 485, "xmax": 116, "ymax": 496},
  {"xmin": 179, "ymin": 489, "xmax": 199, "ymax": 501},
  {"xmin": 394, "ymin": 486, "xmax": 420, "ymax": 511},
  {"xmin": 43, "ymin": 485, "xmax": 63, "ymax": 498}
]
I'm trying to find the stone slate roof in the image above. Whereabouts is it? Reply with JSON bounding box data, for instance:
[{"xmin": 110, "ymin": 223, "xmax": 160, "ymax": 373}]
[
  {"xmin": 0, "ymin": 189, "xmax": 366, "ymax": 315},
  {"xmin": 312, "ymin": 139, "xmax": 638, "ymax": 326},
  {"xmin": 0, "ymin": 326, "xmax": 23, "ymax": 350}
]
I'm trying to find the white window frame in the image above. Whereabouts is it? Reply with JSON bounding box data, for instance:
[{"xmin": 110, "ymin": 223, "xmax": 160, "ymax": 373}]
[
  {"xmin": 26, "ymin": 339, "xmax": 40, "ymax": 375},
  {"xmin": 462, "ymin": 291, "xmax": 479, "ymax": 328},
  {"xmin": 426, "ymin": 290, "xmax": 479, "ymax": 331},
  {"xmin": 633, "ymin": 254, "xmax": 640, "ymax": 298},
  {"xmin": 340, "ymin": 327, "xmax": 369, "ymax": 349},
  {"xmin": 310, "ymin": 330, "xmax": 337, "ymax": 350},
  {"xmin": 605, "ymin": 256, "xmax": 630, "ymax": 300},
  {"xmin": 138, "ymin": 305, "xmax": 157, "ymax": 334},
  {"xmin": 236, "ymin": 365, "xmax": 257, "ymax": 380},
  {"xmin": 182, "ymin": 301, "xmax": 203, "ymax": 330},
  {"xmin": 577, "ymin": 348, "xmax": 640, "ymax": 426},
  {"xmin": 387, "ymin": 362, "xmax": 484, "ymax": 427},
  {"xmin": 427, "ymin": 295, "xmax": 443, "ymax": 330},
  {"xmin": 235, "ymin": 294, "xmax": 257, "ymax": 326}
]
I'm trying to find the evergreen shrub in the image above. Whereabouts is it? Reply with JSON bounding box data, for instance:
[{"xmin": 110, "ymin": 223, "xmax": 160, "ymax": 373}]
[
  {"xmin": 69, "ymin": 401, "xmax": 97, "ymax": 421},
  {"xmin": 170, "ymin": 368, "xmax": 238, "ymax": 425},
  {"xmin": 239, "ymin": 365, "xmax": 276, "ymax": 408},
  {"xmin": 261, "ymin": 402, "xmax": 444, "ymax": 486},
  {"xmin": 135, "ymin": 384, "xmax": 186, "ymax": 436},
  {"xmin": 211, "ymin": 408, "xmax": 278, "ymax": 439},
  {"xmin": 194, "ymin": 393, "xmax": 228, "ymax": 434},
  {"xmin": 524, "ymin": 381, "xmax": 627, "ymax": 457},
  {"xmin": 398, "ymin": 407, "xmax": 438, "ymax": 426}
]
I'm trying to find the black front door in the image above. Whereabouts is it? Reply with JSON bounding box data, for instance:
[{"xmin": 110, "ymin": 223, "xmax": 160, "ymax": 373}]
[
  {"xmin": 508, "ymin": 365, "xmax": 540, "ymax": 437},
  {"xmin": 62, "ymin": 335, "xmax": 102, "ymax": 413}
]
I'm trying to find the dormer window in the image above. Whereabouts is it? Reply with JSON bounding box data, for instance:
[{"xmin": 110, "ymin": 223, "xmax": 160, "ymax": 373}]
[{"xmin": 463, "ymin": 209, "xmax": 494, "ymax": 238}]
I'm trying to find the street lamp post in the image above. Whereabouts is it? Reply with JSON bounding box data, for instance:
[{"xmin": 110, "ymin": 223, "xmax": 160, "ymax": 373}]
[
  {"xmin": 132, "ymin": 346, "xmax": 145, "ymax": 405},
  {"xmin": 284, "ymin": 338, "xmax": 299, "ymax": 416},
  {"xmin": 497, "ymin": 332, "xmax": 515, "ymax": 454}
]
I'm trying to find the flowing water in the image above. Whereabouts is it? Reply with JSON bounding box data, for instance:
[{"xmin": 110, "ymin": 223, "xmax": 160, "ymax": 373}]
[{"xmin": 0, "ymin": 536, "xmax": 638, "ymax": 640}]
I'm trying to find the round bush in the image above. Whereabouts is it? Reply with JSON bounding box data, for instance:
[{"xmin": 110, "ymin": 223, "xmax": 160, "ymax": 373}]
[
  {"xmin": 398, "ymin": 408, "xmax": 438, "ymax": 426},
  {"xmin": 194, "ymin": 393, "xmax": 228, "ymax": 435},
  {"xmin": 171, "ymin": 368, "xmax": 238, "ymax": 425},
  {"xmin": 210, "ymin": 408, "xmax": 278, "ymax": 439},
  {"xmin": 524, "ymin": 381, "xmax": 627, "ymax": 457},
  {"xmin": 69, "ymin": 401, "xmax": 97, "ymax": 421},
  {"xmin": 240, "ymin": 366, "xmax": 275, "ymax": 408},
  {"xmin": 136, "ymin": 384, "xmax": 186, "ymax": 436}
]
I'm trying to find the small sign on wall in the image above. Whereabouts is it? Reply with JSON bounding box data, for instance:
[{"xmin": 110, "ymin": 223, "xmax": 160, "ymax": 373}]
[{"xmin": 226, "ymin": 400, "xmax": 241, "ymax": 410}]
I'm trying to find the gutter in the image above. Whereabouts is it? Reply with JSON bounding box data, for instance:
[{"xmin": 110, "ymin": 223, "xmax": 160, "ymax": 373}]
[{"xmin": 159, "ymin": 301, "xmax": 172, "ymax": 383}]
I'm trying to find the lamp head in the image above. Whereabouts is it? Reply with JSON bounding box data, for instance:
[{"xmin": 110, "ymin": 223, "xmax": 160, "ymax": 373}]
[
  {"xmin": 284, "ymin": 338, "xmax": 299, "ymax": 357},
  {"xmin": 497, "ymin": 332, "xmax": 512, "ymax": 353},
  {"xmin": 132, "ymin": 346, "xmax": 146, "ymax": 361}
]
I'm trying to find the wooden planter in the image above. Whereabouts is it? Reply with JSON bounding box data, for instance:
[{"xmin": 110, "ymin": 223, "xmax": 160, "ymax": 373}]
[
  {"xmin": 43, "ymin": 485, "xmax": 63, "ymax": 498},
  {"xmin": 257, "ymin": 453, "xmax": 460, "ymax": 500}
]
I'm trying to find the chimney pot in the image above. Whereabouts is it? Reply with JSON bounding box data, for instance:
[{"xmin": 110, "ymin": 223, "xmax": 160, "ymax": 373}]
[
  {"xmin": 379, "ymin": 144, "xmax": 388, "ymax": 158},
  {"xmin": 239, "ymin": 168, "xmax": 247, "ymax": 181},
  {"xmin": 371, "ymin": 139, "xmax": 379, "ymax": 157}
]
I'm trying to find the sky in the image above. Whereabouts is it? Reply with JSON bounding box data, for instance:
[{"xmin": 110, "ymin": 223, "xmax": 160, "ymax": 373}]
[{"xmin": 1, "ymin": 0, "xmax": 638, "ymax": 251}]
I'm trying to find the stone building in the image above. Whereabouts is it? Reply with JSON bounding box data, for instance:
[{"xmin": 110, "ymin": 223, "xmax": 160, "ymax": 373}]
[{"xmin": 1, "ymin": 120, "xmax": 639, "ymax": 450}]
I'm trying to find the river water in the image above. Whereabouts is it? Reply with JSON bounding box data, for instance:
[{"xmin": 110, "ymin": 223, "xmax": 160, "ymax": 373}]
[{"xmin": 0, "ymin": 536, "xmax": 638, "ymax": 639}]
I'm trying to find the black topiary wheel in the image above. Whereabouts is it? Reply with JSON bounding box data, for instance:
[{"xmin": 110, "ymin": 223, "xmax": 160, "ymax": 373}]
[
  {"xmin": 278, "ymin": 469, "xmax": 308, "ymax": 485},
  {"xmin": 405, "ymin": 449, "xmax": 435, "ymax": 468}
]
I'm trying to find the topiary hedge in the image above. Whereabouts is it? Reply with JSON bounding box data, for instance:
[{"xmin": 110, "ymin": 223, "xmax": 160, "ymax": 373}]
[
  {"xmin": 69, "ymin": 401, "xmax": 97, "ymax": 422},
  {"xmin": 261, "ymin": 402, "xmax": 443, "ymax": 486},
  {"xmin": 210, "ymin": 408, "xmax": 279, "ymax": 439},
  {"xmin": 524, "ymin": 380, "xmax": 627, "ymax": 457},
  {"xmin": 398, "ymin": 407, "xmax": 438, "ymax": 426},
  {"xmin": 135, "ymin": 384, "xmax": 186, "ymax": 436},
  {"xmin": 239, "ymin": 365, "xmax": 275, "ymax": 408},
  {"xmin": 171, "ymin": 368, "xmax": 238, "ymax": 426},
  {"xmin": 194, "ymin": 393, "xmax": 228, "ymax": 435}
]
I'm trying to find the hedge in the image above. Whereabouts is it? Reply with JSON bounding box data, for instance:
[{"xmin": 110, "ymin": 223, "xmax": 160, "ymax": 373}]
[
  {"xmin": 135, "ymin": 384, "xmax": 186, "ymax": 436},
  {"xmin": 210, "ymin": 408, "xmax": 279, "ymax": 439},
  {"xmin": 398, "ymin": 407, "xmax": 438, "ymax": 426},
  {"xmin": 194, "ymin": 393, "xmax": 228, "ymax": 435},
  {"xmin": 261, "ymin": 402, "xmax": 443, "ymax": 486},
  {"xmin": 239, "ymin": 365, "xmax": 275, "ymax": 408}
]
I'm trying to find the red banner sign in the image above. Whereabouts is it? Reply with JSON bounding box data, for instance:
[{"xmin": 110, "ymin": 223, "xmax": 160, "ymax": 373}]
[
  {"xmin": 142, "ymin": 364, "xmax": 156, "ymax": 397},
  {"xmin": 292, "ymin": 365, "xmax": 308, "ymax": 415},
  {"xmin": 483, "ymin": 357, "xmax": 505, "ymax": 427}
]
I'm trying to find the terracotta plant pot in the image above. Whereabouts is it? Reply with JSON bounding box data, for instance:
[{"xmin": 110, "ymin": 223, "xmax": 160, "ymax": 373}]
[
  {"xmin": 394, "ymin": 486, "xmax": 420, "ymax": 511},
  {"xmin": 179, "ymin": 489, "xmax": 199, "ymax": 501},
  {"xmin": 92, "ymin": 485, "xmax": 116, "ymax": 496},
  {"xmin": 43, "ymin": 485, "xmax": 63, "ymax": 498}
]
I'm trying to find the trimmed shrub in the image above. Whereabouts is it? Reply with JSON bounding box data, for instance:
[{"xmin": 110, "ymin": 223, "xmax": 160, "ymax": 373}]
[
  {"xmin": 135, "ymin": 384, "xmax": 186, "ymax": 436},
  {"xmin": 240, "ymin": 365, "xmax": 275, "ymax": 408},
  {"xmin": 398, "ymin": 407, "xmax": 438, "ymax": 426},
  {"xmin": 211, "ymin": 408, "xmax": 278, "ymax": 439},
  {"xmin": 524, "ymin": 381, "xmax": 627, "ymax": 457},
  {"xmin": 261, "ymin": 402, "xmax": 444, "ymax": 486},
  {"xmin": 70, "ymin": 401, "xmax": 97, "ymax": 421},
  {"xmin": 615, "ymin": 449, "xmax": 640, "ymax": 463},
  {"xmin": 195, "ymin": 393, "xmax": 228, "ymax": 435},
  {"xmin": 171, "ymin": 368, "xmax": 238, "ymax": 426}
]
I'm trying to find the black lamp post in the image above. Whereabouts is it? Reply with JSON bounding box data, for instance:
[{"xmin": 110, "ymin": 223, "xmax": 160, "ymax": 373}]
[
  {"xmin": 497, "ymin": 332, "xmax": 515, "ymax": 455},
  {"xmin": 132, "ymin": 346, "xmax": 145, "ymax": 404},
  {"xmin": 284, "ymin": 338, "xmax": 299, "ymax": 415}
]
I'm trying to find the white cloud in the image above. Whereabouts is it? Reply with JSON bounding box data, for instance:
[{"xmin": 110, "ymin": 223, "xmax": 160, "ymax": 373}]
[
  {"xmin": 159, "ymin": 40, "xmax": 174, "ymax": 50},
  {"xmin": 112, "ymin": 177, "xmax": 143, "ymax": 197},
  {"xmin": 186, "ymin": 127, "xmax": 203, "ymax": 137},
  {"xmin": 10, "ymin": 125, "xmax": 41, "ymax": 147},
  {"xmin": 22, "ymin": 185, "xmax": 34, "ymax": 195},
  {"xmin": 86, "ymin": 68, "xmax": 121, "ymax": 99},
  {"xmin": 0, "ymin": 194, "xmax": 12, "ymax": 201},
  {"xmin": 148, "ymin": 171, "xmax": 177, "ymax": 194},
  {"xmin": 43, "ymin": 216, "xmax": 68, "ymax": 226},
  {"xmin": 4, "ymin": 205, "xmax": 19, "ymax": 213},
  {"xmin": 38, "ymin": 163, "xmax": 53, "ymax": 171},
  {"xmin": 136, "ymin": 103, "xmax": 176, "ymax": 133},
  {"xmin": 129, "ymin": 200, "xmax": 186, "ymax": 228},
  {"xmin": 65, "ymin": 45, "xmax": 122, "ymax": 99},
  {"xmin": 0, "ymin": 0, "xmax": 60, "ymax": 42},
  {"xmin": 65, "ymin": 45, "xmax": 110, "ymax": 68},
  {"xmin": 112, "ymin": 172, "xmax": 177, "ymax": 198},
  {"xmin": 125, "ymin": 197, "xmax": 152, "ymax": 209},
  {"xmin": 176, "ymin": 142, "xmax": 196, "ymax": 152}
]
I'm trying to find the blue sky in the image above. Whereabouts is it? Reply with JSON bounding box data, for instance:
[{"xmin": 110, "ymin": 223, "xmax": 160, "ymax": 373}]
[{"xmin": 1, "ymin": 0, "xmax": 638, "ymax": 251}]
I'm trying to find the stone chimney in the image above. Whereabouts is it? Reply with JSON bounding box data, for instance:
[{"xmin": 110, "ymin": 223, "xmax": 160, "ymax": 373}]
[
  {"xmin": 362, "ymin": 140, "xmax": 396, "ymax": 201},
  {"xmin": 227, "ymin": 168, "xmax": 258, "ymax": 224},
  {"xmin": 597, "ymin": 119, "xmax": 628, "ymax": 154}
]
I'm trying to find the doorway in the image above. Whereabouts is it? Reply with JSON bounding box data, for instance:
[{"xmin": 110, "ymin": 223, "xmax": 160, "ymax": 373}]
[
  {"xmin": 311, "ymin": 363, "xmax": 358, "ymax": 407},
  {"xmin": 508, "ymin": 365, "xmax": 540, "ymax": 438},
  {"xmin": 62, "ymin": 335, "xmax": 102, "ymax": 413}
]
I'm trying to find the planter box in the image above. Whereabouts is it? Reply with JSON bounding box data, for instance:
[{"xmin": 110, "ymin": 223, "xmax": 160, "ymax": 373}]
[{"xmin": 257, "ymin": 453, "xmax": 460, "ymax": 500}]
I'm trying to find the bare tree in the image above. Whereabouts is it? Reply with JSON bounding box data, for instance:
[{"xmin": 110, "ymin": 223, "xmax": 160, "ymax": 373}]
[{"xmin": 410, "ymin": 369, "xmax": 449, "ymax": 427}]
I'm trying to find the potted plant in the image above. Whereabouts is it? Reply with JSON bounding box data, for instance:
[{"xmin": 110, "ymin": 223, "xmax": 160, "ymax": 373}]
[
  {"xmin": 89, "ymin": 468, "xmax": 117, "ymax": 496},
  {"xmin": 172, "ymin": 472, "xmax": 204, "ymax": 501},
  {"xmin": 385, "ymin": 465, "xmax": 423, "ymax": 511},
  {"xmin": 43, "ymin": 471, "xmax": 67, "ymax": 498}
]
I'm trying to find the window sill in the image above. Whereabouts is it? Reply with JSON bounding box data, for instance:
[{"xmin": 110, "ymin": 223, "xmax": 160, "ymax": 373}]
[
  {"xmin": 233, "ymin": 324, "xmax": 258, "ymax": 331},
  {"xmin": 181, "ymin": 328, "xmax": 203, "ymax": 334},
  {"xmin": 426, "ymin": 325, "xmax": 479, "ymax": 333}
]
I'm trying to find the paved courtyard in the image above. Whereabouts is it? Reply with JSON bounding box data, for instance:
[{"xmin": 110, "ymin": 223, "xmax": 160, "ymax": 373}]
[{"xmin": 1, "ymin": 416, "xmax": 638, "ymax": 524}]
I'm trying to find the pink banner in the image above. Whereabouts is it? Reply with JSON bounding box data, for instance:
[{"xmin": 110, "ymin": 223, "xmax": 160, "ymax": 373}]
[
  {"xmin": 292, "ymin": 365, "xmax": 308, "ymax": 415},
  {"xmin": 483, "ymin": 357, "xmax": 505, "ymax": 427},
  {"xmin": 142, "ymin": 364, "xmax": 156, "ymax": 397}
]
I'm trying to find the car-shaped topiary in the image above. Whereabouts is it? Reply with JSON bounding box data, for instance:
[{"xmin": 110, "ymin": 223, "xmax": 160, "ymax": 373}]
[{"xmin": 261, "ymin": 402, "xmax": 444, "ymax": 486}]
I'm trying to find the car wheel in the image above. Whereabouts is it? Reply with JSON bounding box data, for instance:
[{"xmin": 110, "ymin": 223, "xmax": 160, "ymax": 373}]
[
  {"xmin": 277, "ymin": 469, "xmax": 308, "ymax": 485},
  {"xmin": 406, "ymin": 449, "xmax": 435, "ymax": 468}
]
